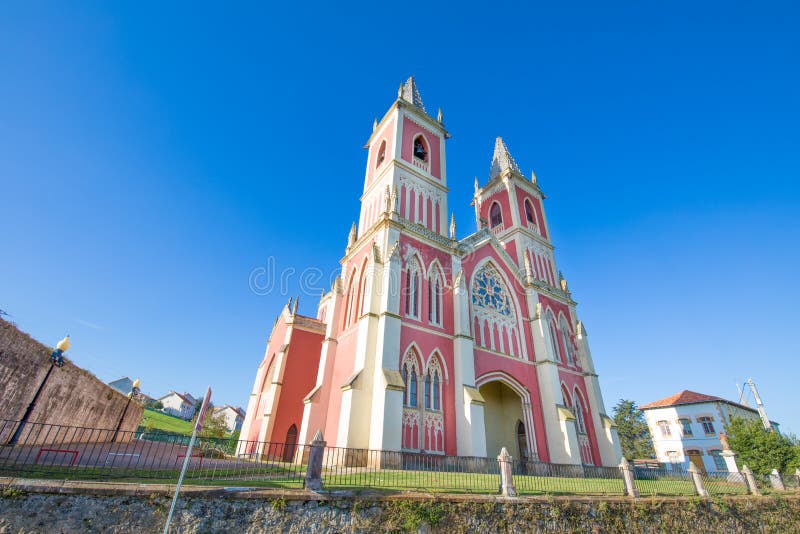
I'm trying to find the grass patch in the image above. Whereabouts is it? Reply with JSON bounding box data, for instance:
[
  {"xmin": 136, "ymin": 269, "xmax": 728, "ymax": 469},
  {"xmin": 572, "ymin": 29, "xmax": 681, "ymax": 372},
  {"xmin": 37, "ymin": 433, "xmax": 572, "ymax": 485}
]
[{"xmin": 140, "ymin": 409, "xmax": 194, "ymax": 435}]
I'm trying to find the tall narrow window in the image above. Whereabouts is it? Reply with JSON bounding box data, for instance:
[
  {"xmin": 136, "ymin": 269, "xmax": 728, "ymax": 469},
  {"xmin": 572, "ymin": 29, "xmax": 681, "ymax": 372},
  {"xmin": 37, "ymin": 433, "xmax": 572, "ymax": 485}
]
[
  {"xmin": 424, "ymin": 374, "xmax": 431, "ymax": 409},
  {"xmin": 574, "ymin": 392, "xmax": 587, "ymax": 434},
  {"xmin": 524, "ymin": 199, "xmax": 536, "ymax": 225},
  {"xmin": 546, "ymin": 311, "xmax": 562, "ymax": 362},
  {"xmin": 433, "ymin": 374, "xmax": 440, "ymax": 410},
  {"xmin": 409, "ymin": 373, "xmax": 417, "ymax": 407},
  {"xmin": 405, "ymin": 258, "xmax": 421, "ymax": 319},
  {"xmin": 559, "ymin": 318, "xmax": 575, "ymax": 365},
  {"xmin": 377, "ymin": 140, "xmax": 386, "ymax": 167},
  {"xmin": 428, "ymin": 268, "xmax": 443, "ymax": 326},
  {"xmin": 401, "ymin": 366, "xmax": 408, "ymax": 405},
  {"xmin": 490, "ymin": 202, "xmax": 503, "ymax": 228}
]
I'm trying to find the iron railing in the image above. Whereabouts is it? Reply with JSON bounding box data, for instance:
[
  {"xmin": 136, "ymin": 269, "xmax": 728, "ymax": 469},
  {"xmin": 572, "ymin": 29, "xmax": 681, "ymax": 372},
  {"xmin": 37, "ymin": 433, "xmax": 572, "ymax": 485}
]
[{"xmin": 0, "ymin": 420, "xmax": 792, "ymax": 497}]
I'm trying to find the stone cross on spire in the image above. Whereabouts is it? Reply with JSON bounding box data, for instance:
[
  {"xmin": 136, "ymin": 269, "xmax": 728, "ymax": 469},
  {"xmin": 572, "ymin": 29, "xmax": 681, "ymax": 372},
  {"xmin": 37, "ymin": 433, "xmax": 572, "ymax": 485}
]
[
  {"xmin": 400, "ymin": 76, "xmax": 425, "ymax": 111},
  {"xmin": 489, "ymin": 137, "xmax": 520, "ymax": 179}
]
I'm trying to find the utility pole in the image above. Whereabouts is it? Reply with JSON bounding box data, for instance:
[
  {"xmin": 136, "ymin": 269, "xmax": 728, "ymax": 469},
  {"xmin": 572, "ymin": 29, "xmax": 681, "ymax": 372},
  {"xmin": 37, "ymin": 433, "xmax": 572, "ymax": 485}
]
[{"xmin": 746, "ymin": 378, "xmax": 772, "ymax": 431}]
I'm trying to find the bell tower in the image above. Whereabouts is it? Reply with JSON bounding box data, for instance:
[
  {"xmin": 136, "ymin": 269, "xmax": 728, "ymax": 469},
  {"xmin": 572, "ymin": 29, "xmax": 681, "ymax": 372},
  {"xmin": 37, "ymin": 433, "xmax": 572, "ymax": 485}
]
[
  {"xmin": 358, "ymin": 77, "xmax": 450, "ymax": 238},
  {"xmin": 473, "ymin": 137, "xmax": 559, "ymax": 288}
]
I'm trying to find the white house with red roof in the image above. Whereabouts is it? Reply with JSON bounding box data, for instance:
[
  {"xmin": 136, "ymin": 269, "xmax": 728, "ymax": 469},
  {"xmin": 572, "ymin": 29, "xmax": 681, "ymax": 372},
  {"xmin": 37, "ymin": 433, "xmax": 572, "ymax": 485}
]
[
  {"xmin": 214, "ymin": 405, "xmax": 246, "ymax": 432},
  {"xmin": 158, "ymin": 391, "xmax": 197, "ymax": 420},
  {"xmin": 639, "ymin": 390, "xmax": 778, "ymax": 473}
]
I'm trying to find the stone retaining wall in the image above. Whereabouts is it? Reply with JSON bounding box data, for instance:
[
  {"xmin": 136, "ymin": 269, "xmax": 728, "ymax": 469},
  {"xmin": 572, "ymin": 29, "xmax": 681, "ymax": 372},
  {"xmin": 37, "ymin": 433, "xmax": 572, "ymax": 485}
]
[
  {"xmin": 1, "ymin": 478, "xmax": 800, "ymax": 533},
  {"xmin": 0, "ymin": 319, "xmax": 142, "ymax": 441}
]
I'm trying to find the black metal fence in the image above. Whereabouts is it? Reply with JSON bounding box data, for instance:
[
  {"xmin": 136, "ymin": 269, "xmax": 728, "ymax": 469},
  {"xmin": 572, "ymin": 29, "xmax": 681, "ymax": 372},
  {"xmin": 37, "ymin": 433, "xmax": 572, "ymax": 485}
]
[{"xmin": 0, "ymin": 419, "xmax": 789, "ymax": 497}]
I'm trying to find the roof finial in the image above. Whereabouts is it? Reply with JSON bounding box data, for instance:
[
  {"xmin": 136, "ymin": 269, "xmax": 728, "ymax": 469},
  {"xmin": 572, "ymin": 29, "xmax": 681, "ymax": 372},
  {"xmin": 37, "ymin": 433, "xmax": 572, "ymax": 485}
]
[
  {"xmin": 474, "ymin": 176, "xmax": 480, "ymax": 194},
  {"xmin": 531, "ymin": 168, "xmax": 538, "ymax": 184},
  {"xmin": 293, "ymin": 296, "xmax": 299, "ymax": 315},
  {"xmin": 373, "ymin": 118, "xmax": 378, "ymax": 132},
  {"xmin": 489, "ymin": 137, "xmax": 521, "ymax": 179},
  {"xmin": 449, "ymin": 213, "xmax": 456, "ymax": 239},
  {"xmin": 398, "ymin": 83, "xmax": 403, "ymax": 98},
  {"xmin": 348, "ymin": 222, "xmax": 357, "ymax": 247},
  {"xmin": 437, "ymin": 108, "xmax": 443, "ymax": 123}
]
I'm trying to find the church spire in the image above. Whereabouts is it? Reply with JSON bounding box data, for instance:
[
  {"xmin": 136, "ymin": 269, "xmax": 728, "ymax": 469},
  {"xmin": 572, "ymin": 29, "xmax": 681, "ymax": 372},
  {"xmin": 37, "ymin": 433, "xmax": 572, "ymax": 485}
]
[
  {"xmin": 489, "ymin": 137, "xmax": 520, "ymax": 179},
  {"xmin": 400, "ymin": 76, "xmax": 425, "ymax": 111}
]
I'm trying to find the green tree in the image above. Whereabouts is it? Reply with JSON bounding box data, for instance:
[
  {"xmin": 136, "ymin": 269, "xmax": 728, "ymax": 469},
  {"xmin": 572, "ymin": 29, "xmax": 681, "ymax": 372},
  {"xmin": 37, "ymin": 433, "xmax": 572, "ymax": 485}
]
[
  {"xmin": 725, "ymin": 417, "xmax": 800, "ymax": 475},
  {"xmin": 198, "ymin": 410, "xmax": 229, "ymax": 439},
  {"xmin": 612, "ymin": 399, "xmax": 655, "ymax": 460}
]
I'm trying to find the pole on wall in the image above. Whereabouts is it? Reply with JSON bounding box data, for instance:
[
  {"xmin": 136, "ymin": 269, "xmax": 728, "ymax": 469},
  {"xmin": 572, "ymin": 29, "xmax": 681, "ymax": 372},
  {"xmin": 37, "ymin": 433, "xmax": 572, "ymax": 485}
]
[{"xmin": 746, "ymin": 378, "xmax": 773, "ymax": 431}]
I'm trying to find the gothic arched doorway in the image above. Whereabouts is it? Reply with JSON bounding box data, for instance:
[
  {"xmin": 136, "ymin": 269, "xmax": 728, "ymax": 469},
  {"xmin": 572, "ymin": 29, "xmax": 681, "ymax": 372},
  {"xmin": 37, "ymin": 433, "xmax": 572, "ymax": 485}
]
[
  {"xmin": 478, "ymin": 380, "xmax": 532, "ymax": 459},
  {"xmin": 283, "ymin": 424, "xmax": 298, "ymax": 462}
]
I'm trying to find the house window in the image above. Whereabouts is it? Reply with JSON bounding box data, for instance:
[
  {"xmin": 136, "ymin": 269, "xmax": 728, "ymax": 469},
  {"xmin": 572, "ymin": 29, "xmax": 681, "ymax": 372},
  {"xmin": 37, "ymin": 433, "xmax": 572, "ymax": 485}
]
[
  {"xmin": 489, "ymin": 203, "xmax": 503, "ymax": 228},
  {"xmin": 710, "ymin": 450, "xmax": 727, "ymax": 471},
  {"xmin": 413, "ymin": 137, "xmax": 427, "ymax": 161},
  {"xmin": 658, "ymin": 420, "xmax": 671, "ymax": 438},
  {"xmin": 679, "ymin": 418, "xmax": 693, "ymax": 436},
  {"xmin": 698, "ymin": 416, "xmax": 715, "ymax": 435}
]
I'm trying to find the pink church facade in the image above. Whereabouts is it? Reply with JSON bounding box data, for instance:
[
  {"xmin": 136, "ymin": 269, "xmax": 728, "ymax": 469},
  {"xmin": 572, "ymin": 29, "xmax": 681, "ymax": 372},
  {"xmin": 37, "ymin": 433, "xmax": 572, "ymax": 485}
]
[{"xmin": 239, "ymin": 78, "xmax": 622, "ymax": 467}]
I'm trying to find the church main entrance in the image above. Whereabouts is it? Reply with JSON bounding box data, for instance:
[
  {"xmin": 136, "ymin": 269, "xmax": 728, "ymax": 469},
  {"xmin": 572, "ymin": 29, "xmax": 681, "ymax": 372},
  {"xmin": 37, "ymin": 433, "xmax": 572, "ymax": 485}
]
[{"xmin": 478, "ymin": 380, "xmax": 531, "ymax": 460}]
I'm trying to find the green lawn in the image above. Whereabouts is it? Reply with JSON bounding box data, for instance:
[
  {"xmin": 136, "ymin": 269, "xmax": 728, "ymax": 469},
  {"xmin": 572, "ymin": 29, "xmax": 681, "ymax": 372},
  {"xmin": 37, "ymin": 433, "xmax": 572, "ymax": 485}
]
[{"xmin": 140, "ymin": 408, "xmax": 194, "ymax": 435}]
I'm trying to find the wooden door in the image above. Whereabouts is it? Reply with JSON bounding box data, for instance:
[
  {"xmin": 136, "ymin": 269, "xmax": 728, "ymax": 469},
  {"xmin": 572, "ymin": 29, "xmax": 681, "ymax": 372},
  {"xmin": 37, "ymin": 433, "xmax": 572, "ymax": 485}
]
[{"xmin": 686, "ymin": 450, "xmax": 706, "ymax": 474}]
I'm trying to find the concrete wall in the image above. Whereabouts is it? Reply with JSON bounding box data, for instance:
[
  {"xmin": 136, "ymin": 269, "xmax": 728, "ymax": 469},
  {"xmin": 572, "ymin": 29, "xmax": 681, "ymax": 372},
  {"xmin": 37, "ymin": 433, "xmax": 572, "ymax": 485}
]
[{"xmin": 0, "ymin": 319, "xmax": 143, "ymax": 444}]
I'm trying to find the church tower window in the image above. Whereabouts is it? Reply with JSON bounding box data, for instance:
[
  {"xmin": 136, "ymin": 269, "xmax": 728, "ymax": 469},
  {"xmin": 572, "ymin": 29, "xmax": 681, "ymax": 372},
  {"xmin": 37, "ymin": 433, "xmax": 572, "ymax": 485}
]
[
  {"xmin": 413, "ymin": 136, "xmax": 428, "ymax": 161},
  {"xmin": 490, "ymin": 202, "xmax": 503, "ymax": 228},
  {"xmin": 377, "ymin": 140, "xmax": 386, "ymax": 167}
]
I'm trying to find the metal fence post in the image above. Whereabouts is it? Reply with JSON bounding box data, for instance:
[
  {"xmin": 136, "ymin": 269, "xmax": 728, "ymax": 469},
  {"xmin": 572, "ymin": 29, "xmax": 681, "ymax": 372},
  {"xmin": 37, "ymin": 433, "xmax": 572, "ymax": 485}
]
[
  {"xmin": 769, "ymin": 469, "xmax": 785, "ymax": 491},
  {"xmin": 687, "ymin": 463, "xmax": 708, "ymax": 497},
  {"xmin": 497, "ymin": 447, "xmax": 517, "ymax": 497},
  {"xmin": 619, "ymin": 457, "xmax": 639, "ymax": 498},
  {"xmin": 741, "ymin": 465, "xmax": 761, "ymax": 496},
  {"xmin": 304, "ymin": 430, "xmax": 326, "ymax": 491}
]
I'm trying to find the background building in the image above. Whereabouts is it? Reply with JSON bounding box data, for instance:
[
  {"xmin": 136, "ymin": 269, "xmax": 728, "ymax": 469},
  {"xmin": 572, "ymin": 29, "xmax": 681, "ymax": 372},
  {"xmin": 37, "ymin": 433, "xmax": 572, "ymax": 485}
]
[
  {"xmin": 639, "ymin": 390, "xmax": 777, "ymax": 473},
  {"xmin": 214, "ymin": 405, "xmax": 245, "ymax": 432},
  {"xmin": 158, "ymin": 391, "xmax": 196, "ymax": 420},
  {"xmin": 240, "ymin": 78, "xmax": 622, "ymax": 466}
]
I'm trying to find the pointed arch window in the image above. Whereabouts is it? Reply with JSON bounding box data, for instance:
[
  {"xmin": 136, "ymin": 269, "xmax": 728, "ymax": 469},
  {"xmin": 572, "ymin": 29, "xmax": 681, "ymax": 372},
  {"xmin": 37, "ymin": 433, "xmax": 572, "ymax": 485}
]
[
  {"xmin": 524, "ymin": 199, "xmax": 535, "ymax": 224},
  {"xmin": 489, "ymin": 202, "xmax": 503, "ymax": 228},
  {"xmin": 573, "ymin": 390, "xmax": 587, "ymax": 434},
  {"xmin": 424, "ymin": 355, "xmax": 443, "ymax": 412},
  {"xmin": 401, "ymin": 350, "xmax": 421, "ymax": 408},
  {"xmin": 427, "ymin": 267, "xmax": 443, "ymax": 326},
  {"xmin": 470, "ymin": 262, "xmax": 523, "ymax": 359},
  {"xmin": 405, "ymin": 257, "xmax": 421, "ymax": 319},
  {"xmin": 413, "ymin": 136, "xmax": 428, "ymax": 161},
  {"xmin": 559, "ymin": 317, "xmax": 575, "ymax": 366},
  {"xmin": 546, "ymin": 311, "xmax": 563, "ymax": 362},
  {"xmin": 377, "ymin": 140, "xmax": 387, "ymax": 167}
]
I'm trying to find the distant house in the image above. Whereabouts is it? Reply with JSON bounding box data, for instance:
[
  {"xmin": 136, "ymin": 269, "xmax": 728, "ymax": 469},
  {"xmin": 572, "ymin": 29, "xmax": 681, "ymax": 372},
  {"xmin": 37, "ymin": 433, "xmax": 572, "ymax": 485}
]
[
  {"xmin": 214, "ymin": 405, "xmax": 246, "ymax": 432},
  {"xmin": 639, "ymin": 390, "xmax": 778, "ymax": 474},
  {"xmin": 108, "ymin": 377, "xmax": 135, "ymax": 396},
  {"xmin": 159, "ymin": 392, "xmax": 197, "ymax": 420}
]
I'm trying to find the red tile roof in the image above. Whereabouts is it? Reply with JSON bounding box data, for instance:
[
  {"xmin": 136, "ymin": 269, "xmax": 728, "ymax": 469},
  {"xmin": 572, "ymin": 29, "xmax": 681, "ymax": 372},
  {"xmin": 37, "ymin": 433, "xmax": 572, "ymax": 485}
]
[{"xmin": 639, "ymin": 390, "xmax": 724, "ymax": 410}]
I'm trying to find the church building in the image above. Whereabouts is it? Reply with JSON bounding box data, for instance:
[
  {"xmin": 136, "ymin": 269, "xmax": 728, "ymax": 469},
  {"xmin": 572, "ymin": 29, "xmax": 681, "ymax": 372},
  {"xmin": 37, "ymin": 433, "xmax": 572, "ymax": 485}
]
[{"xmin": 239, "ymin": 77, "xmax": 622, "ymax": 467}]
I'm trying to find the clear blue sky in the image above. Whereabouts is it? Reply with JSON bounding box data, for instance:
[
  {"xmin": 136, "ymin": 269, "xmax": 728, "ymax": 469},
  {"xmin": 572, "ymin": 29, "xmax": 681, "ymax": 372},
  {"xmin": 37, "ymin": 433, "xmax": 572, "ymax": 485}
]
[{"xmin": 2, "ymin": 3, "xmax": 798, "ymax": 434}]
